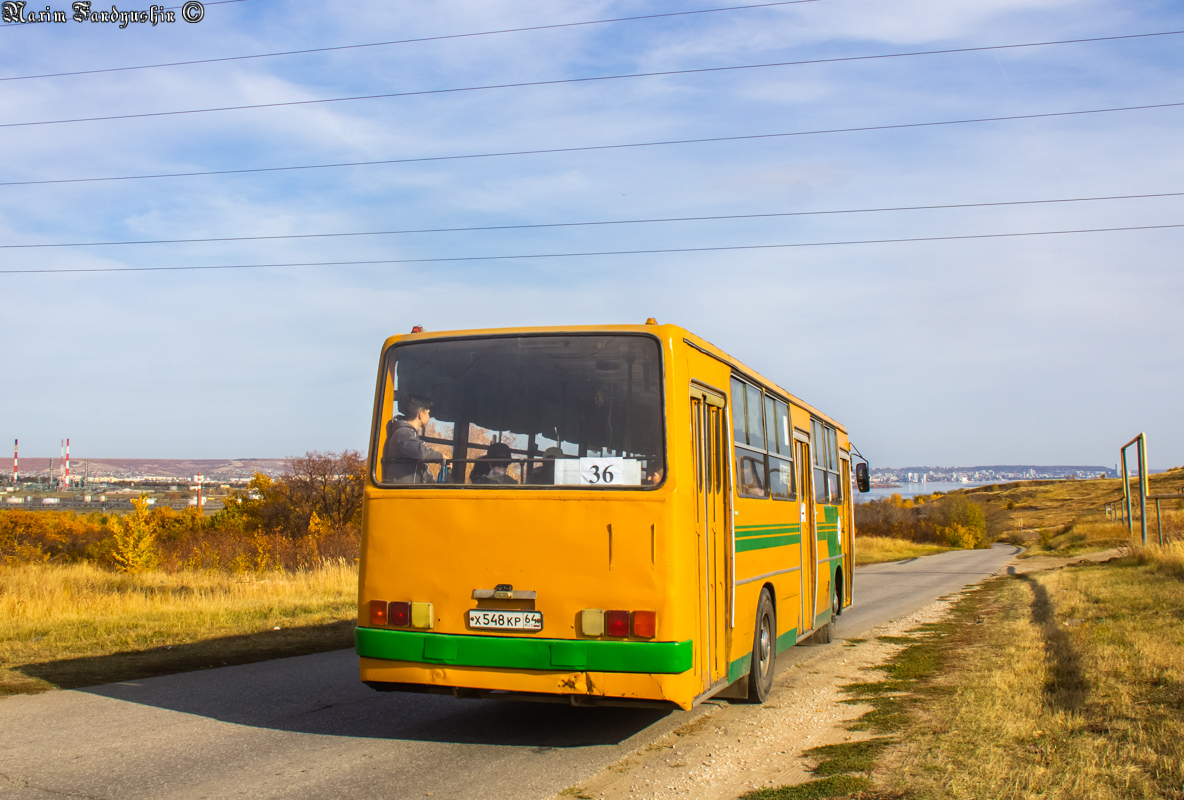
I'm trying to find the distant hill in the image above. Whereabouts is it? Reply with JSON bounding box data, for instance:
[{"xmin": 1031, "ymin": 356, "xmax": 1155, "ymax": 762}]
[{"xmin": 11, "ymin": 458, "xmax": 286, "ymax": 480}]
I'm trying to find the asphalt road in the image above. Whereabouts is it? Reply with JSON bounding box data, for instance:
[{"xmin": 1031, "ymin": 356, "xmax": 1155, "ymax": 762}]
[{"xmin": 0, "ymin": 544, "xmax": 1021, "ymax": 800}]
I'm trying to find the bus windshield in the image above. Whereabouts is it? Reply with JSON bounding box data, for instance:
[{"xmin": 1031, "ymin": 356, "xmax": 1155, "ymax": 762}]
[{"xmin": 373, "ymin": 334, "xmax": 665, "ymax": 487}]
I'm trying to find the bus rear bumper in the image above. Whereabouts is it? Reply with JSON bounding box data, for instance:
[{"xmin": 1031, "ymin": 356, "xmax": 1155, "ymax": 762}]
[
  {"xmin": 355, "ymin": 627, "xmax": 692, "ymax": 673},
  {"xmin": 356, "ymin": 627, "xmax": 698, "ymax": 709},
  {"xmin": 358, "ymin": 657, "xmax": 698, "ymax": 710}
]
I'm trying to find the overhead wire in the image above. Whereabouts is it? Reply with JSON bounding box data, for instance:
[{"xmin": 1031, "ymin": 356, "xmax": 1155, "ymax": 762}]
[
  {"xmin": 4, "ymin": 223, "xmax": 1182, "ymax": 274},
  {"xmin": 0, "ymin": 1, "xmax": 819, "ymax": 76},
  {"xmin": 3, "ymin": 101, "xmax": 1181, "ymax": 187},
  {"xmin": 4, "ymin": 29, "xmax": 1183, "ymax": 129},
  {"xmin": 3, "ymin": 191, "xmax": 1183, "ymax": 249}
]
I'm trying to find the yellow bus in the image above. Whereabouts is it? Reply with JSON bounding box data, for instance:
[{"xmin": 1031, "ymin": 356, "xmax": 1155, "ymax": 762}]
[{"xmin": 356, "ymin": 322, "xmax": 868, "ymax": 709}]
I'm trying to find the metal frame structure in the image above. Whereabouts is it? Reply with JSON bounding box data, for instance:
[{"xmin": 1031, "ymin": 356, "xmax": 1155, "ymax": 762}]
[{"xmin": 1120, "ymin": 433, "xmax": 1149, "ymax": 545}]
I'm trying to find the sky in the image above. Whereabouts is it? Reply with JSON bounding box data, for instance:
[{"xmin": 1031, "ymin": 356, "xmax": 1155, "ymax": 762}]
[{"xmin": 1, "ymin": 0, "xmax": 1182, "ymax": 468}]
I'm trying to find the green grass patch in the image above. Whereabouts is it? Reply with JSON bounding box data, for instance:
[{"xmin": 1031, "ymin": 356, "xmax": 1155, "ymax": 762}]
[
  {"xmin": 843, "ymin": 638, "xmax": 867, "ymax": 647},
  {"xmin": 844, "ymin": 696, "xmax": 910, "ymax": 733},
  {"xmin": 840, "ymin": 680, "xmax": 913, "ymax": 695},
  {"xmin": 739, "ymin": 774, "xmax": 872, "ymax": 799},
  {"xmin": 805, "ymin": 738, "xmax": 895, "ymax": 776},
  {"xmin": 876, "ymin": 641, "xmax": 945, "ymax": 682},
  {"xmin": 875, "ymin": 635, "xmax": 920, "ymax": 644}
]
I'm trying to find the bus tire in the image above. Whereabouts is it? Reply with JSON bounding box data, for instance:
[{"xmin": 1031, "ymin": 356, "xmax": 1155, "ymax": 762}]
[
  {"xmin": 746, "ymin": 590, "xmax": 776, "ymax": 703},
  {"xmin": 817, "ymin": 582, "xmax": 838, "ymax": 644}
]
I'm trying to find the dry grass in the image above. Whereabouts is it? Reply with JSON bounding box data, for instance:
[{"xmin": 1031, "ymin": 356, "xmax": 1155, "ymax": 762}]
[
  {"xmin": 1135, "ymin": 538, "xmax": 1184, "ymax": 579},
  {"xmin": 883, "ymin": 561, "xmax": 1184, "ymax": 799},
  {"xmin": 1016, "ymin": 519, "xmax": 1133, "ymax": 559},
  {"xmin": 0, "ymin": 560, "xmax": 358, "ymax": 696},
  {"xmin": 964, "ymin": 468, "xmax": 1184, "ymax": 534},
  {"xmin": 856, "ymin": 536, "xmax": 953, "ymax": 565}
]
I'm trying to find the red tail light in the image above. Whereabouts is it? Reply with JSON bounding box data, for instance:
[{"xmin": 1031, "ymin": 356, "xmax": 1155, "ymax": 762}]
[
  {"xmin": 632, "ymin": 610, "xmax": 656, "ymax": 638},
  {"xmin": 389, "ymin": 601, "xmax": 411, "ymax": 627},
  {"xmin": 605, "ymin": 610, "xmax": 630, "ymax": 637},
  {"xmin": 369, "ymin": 600, "xmax": 388, "ymax": 626}
]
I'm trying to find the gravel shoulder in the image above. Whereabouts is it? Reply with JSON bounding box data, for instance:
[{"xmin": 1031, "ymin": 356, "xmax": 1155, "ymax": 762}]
[{"xmin": 555, "ymin": 596, "xmax": 962, "ymax": 800}]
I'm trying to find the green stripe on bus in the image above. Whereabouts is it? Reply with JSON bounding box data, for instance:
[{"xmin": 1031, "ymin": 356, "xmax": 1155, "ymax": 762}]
[
  {"xmin": 355, "ymin": 627, "xmax": 693, "ymax": 674},
  {"xmin": 736, "ymin": 534, "xmax": 799, "ymax": 552},
  {"xmin": 727, "ymin": 653, "xmax": 752, "ymax": 684},
  {"xmin": 727, "ymin": 627, "xmax": 800, "ymax": 684},
  {"xmin": 735, "ymin": 525, "xmax": 800, "ymax": 538}
]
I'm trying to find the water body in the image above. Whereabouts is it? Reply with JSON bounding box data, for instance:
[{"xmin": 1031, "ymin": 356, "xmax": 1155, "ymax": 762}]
[{"xmin": 856, "ymin": 480, "xmax": 994, "ymax": 502}]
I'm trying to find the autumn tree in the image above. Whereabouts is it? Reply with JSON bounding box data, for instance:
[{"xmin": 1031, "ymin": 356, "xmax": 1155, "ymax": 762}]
[
  {"xmin": 222, "ymin": 450, "xmax": 365, "ymax": 538},
  {"xmin": 110, "ymin": 496, "xmax": 161, "ymax": 573}
]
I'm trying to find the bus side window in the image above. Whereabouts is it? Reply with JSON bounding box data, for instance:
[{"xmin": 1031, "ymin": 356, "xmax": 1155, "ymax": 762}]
[
  {"xmin": 826, "ymin": 426, "xmax": 842, "ymax": 503},
  {"xmin": 809, "ymin": 420, "xmax": 842, "ymax": 504},
  {"xmin": 811, "ymin": 420, "xmax": 827, "ymax": 504},
  {"xmin": 765, "ymin": 395, "xmax": 794, "ymax": 501},
  {"xmin": 730, "ymin": 378, "xmax": 747, "ymax": 445},
  {"xmin": 731, "ymin": 377, "xmax": 768, "ymax": 498}
]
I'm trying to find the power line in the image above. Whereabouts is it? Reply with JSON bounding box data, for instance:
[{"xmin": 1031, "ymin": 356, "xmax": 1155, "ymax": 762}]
[
  {"xmin": 5, "ymin": 29, "xmax": 1182, "ymax": 129},
  {"xmin": 3, "ymin": 101, "xmax": 1180, "ymax": 188},
  {"xmin": 5, "ymin": 223, "xmax": 1181, "ymax": 274},
  {"xmin": 4, "ymin": 191, "xmax": 1182, "ymax": 249},
  {"xmin": 0, "ymin": 1, "xmax": 818, "ymax": 76}
]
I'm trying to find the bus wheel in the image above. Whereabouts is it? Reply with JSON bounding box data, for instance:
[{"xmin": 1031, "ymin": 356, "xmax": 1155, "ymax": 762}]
[
  {"xmin": 817, "ymin": 583, "xmax": 838, "ymax": 644},
  {"xmin": 747, "ymin": 590, "xmax": 776, "ymax": 703}
]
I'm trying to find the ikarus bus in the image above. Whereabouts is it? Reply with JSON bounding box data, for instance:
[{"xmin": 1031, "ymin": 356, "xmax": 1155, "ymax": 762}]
[{"xmin": 356, "ymin": 322, "xmax": 869, "ymax": 709}]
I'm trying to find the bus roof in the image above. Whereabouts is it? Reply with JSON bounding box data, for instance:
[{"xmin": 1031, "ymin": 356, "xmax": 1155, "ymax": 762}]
[{"xmin": 382, "ymin": 323, "xmax": 847, "ymax": 434}]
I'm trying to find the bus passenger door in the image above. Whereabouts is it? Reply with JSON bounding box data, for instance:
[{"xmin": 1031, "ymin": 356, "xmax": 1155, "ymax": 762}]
[
  {"xmin": 691, "ymin": 388, "xmax": 729, "ymax": 692},
  {"xmin": 796, "ymin": 439, "xmax": 817, "ymax": 633}
]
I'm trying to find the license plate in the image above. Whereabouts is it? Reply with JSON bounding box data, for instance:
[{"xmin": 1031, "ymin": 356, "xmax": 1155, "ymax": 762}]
[{"xmin": 467, "ymin": 609, "xmax": 543, "ymax": 631}]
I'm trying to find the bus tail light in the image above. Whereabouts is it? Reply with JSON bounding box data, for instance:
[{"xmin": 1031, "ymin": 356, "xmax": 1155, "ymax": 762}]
[
  {"xmin": 411, "ymin": 602, "xmax": 433, "ymax": 629},
  {"xmin": 605, "ymin": 610, "xmax": 630, "ymax": 637},
  {"xmin": 581, "ymin": 609, "xmax": 604, "ymax": 636},
  {"xmin": 369, "ymin": 600, "xmax": 388, "ymax": 626},
  {"xmin": 388, "ymin": 601, "xmax": 411, "ymax": 627},
  {"xmin": 632, "ymin": 610, "xmax": 656, "ymax": 638}
]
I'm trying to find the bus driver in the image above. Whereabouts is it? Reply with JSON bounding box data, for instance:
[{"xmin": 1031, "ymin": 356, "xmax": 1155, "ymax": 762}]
[{"xmin": 381, "ymin": 394, "xmax": 445, "ymax": 483}]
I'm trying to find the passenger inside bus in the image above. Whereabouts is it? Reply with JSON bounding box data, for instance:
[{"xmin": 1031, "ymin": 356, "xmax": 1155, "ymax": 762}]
[
  {"xmin": 527, "ymin": 446, "xmax": 567, "ymax": 484},
  {"xmin": 739, "ymin": 457, "xmax": 767, "ymax": 497},
  {"xmin": 381, "ymin": 394, "xmax": 445, "ymax": 483},
  {"xmin": 471, "ymin": 442, "xmax": 517, "ymax": 484}
]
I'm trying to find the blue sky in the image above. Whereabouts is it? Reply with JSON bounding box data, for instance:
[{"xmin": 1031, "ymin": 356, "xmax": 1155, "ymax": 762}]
[{"xmin": 1, "ymin": 0, "xmax": 1182, "ymax": 468}]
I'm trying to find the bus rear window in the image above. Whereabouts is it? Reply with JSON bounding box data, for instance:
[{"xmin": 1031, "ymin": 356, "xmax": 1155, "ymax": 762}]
[{"xmin": 372, "ymin": 334, "xmax": 665, "ymax": 488}]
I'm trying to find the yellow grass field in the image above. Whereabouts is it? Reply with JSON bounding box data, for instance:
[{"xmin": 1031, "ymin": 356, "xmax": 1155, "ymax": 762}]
[
  {"xmin": 0, "ymin": 560, "xmax": 357, "ymax": 696},
  {"xmin": 855, "ymin": 535, "xmax": 953, "ymax": 565},
  {"xmin": 886, "ymin": 543, "xmax": 1184, "ymax": 799}
]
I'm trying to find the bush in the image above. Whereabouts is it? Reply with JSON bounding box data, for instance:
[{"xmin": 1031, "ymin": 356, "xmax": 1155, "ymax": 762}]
[
  {"xmin": 856, "ymin": 492, "xmax": 992, "ymax": 549},
  {"xmin": 0, "ymin": 450, "xmax": 365, "ymax": 574}
]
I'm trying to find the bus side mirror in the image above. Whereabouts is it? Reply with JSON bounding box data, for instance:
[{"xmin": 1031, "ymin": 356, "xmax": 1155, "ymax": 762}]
[{"xmin": 855, "ymin": 462, "xmax": 870, "ymax": 493}]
